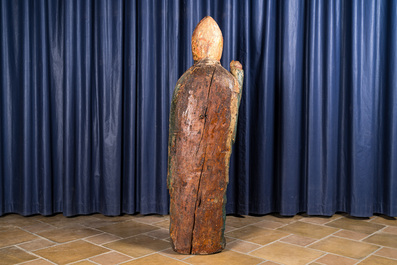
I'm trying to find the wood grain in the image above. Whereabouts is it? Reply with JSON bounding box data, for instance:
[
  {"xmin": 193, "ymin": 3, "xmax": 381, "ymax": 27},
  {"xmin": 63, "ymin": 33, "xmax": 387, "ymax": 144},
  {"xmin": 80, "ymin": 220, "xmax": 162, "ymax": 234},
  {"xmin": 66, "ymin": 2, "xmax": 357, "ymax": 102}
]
[{"xmin": 168, "ymin": 58, "xmax": 243, "ymax": 254}]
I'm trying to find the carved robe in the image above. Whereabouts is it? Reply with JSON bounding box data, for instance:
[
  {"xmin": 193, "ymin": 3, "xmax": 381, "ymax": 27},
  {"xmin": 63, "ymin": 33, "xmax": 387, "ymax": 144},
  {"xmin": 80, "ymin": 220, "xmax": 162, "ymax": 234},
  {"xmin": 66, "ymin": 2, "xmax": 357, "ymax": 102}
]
[{"xmin": 168, "ymin": 58, "xmax": 243, "ymax": 254}]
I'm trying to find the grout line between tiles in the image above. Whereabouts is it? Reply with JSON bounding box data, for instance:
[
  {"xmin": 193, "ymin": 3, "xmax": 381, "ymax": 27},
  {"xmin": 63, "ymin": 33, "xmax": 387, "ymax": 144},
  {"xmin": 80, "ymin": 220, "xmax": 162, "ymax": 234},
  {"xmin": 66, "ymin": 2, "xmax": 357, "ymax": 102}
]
[
  {"xmin": 83, "ymin": 249, "xmax": 135, "ymax": 263},
  {"xmin": 291, "ymin": 228, "xmax": 366, "ymax": 265},
  {"xmin": 12, "ymin": 226, "xmax": 63, "ymax": 251},
  {"xmin": 229, "ymin": 238, "xmax": 265, "ymax": 248},
  {"xmin": 332, "ymin": 224, "xmax": 385, "ymax": 265},
  {"xmin": 3, "ymin": 214, "xmax": 396, "ymax": 265},
  {"xmin": 304, "ymin": 228, "xmax": 343, "ymax": 248},
  {"xmin": 82, "ymin": 232, "xmax": 123, "ymax": 246},
  {"xmin": 372, "ymin": 254, "xmax": 397, "ymax": 262},
  {"xmin": 157, "ymin": 252, "xmax": 194, "ymax": 265},
  {"xmin": 371, "ymin": 246, "xmax": 397, "ymax": 261},
  {"xmin": 308, "ymin": 246, "xmax": 362, "ymax": 265},
  {"xmin": 13, "ymin": 244, "xmax": 57, "ymax": 265},
  {"xmin": 68, "ymin": 258, "xmax": 101, "ymax": 265},
  {"xmin": 16, "ymin": 258, "xmax": 57, "ymax": 265}
]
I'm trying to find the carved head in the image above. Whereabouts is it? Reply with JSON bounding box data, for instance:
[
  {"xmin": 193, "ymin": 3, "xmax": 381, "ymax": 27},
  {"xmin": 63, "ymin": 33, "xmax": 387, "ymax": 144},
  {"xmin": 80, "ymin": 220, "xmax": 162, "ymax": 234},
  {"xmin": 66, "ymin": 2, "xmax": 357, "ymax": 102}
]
[{"xmin": 191, "ymin": 16, "xmax": 223, "ymax": 62}]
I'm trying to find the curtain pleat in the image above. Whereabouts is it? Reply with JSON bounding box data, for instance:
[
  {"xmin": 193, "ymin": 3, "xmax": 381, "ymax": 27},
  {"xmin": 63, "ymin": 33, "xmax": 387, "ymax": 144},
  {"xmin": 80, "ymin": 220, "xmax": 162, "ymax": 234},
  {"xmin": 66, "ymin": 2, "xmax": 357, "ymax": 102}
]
[{"xmin": 0, "ymin": 0, "xmax": 396, "ymax": 217}]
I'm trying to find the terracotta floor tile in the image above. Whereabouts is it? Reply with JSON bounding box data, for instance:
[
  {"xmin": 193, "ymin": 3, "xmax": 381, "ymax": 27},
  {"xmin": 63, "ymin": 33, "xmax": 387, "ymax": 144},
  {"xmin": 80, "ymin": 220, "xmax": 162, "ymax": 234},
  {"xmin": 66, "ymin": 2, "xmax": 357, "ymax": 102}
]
[
  {"xmin": 2, "ymin": 213, "xmax": 397, "ymax": 265},
  {"xmin": 226, "ymin": 225, "xmax": 289, "ymax": 245},
  {"xmin": 160, "ymin": 247, "xmax": 193, "ymax": 260},
  {"xmin": 145, "ymin": 228, "xmax": 170, "ymax": 239},
  {"xmin": 309, "ymin": 236, "xmax": 379, "ymax": 259},
  {"xmin": 70, "ymin": 261, "xmax": 97, "ymax": 265},
  {"xmin": 37, "ymin": 227, "xmax": 101, "ymax": 243},
  {"xmin": 123, "ymin": 253, "xmax": 186, "ymax": 265},
  {"xmin": 299, "ymin": 215, "xmax": 340, "ymax": 225},
  {"xmin": 225, "ymin": 236, "xmax": 237, "ymax": 244},
  {"xmin": 18, "ymin": 238, "xmax": 56, "ymax": 251},
  {"xmin": 44, "ymin": 222, "xmax": 88, "ymax": 230},
  {"xmin": 33, "ymin": 240, "xmax": 108, "ymax": 264},
  {"xmin": 249, "ymin": 231, "xmax": 290, "ymax": 245},
  {"xmin": 0, "ymin": 227, "xmax": 38, "ymax": 248},
  {"xmin": 0, "ymin": 225, "xmax": 14, "ymax": 232},
  {"xmin": 370, "ymin": 216, "xmax": 397, "ymax": 227},
  {"xmin": 226, "ymin": 216, "xmax": 265, "ymax": 228},
  {"xmin": 225, "ymin": 240, "xmax": 261, "ymax": 253},
  {"xmin": 224, "ymin": 225, "xmax": 237, "ymax": 233},
  {"xmin": 133, "ymin": 214, "xmax": 168, "ymax": 224},
  {"xmin": 280, "ymin": 234, "xmax": 318, "ymax": 246},
  {"xmin": 383, "ymin": 226, "xmax": 397, "ymax": 235},
  {"xmin": 76, "ymin": 216, "xmax": 125, "ymax": 227},
  {"xmin": 250, "ymin": 242, "xmax": 323, "ymax": 265},
  {"xmin": 77, "ymin": 219, "xmax": 123, "ymax": 229},
  {"xmin": 0, "ymin": 214, "xmax": 42, "ymax": 227},
  {"xmin": 103, "ymin": 234, "xmax": 170, "ymax": 257},
  {"xmin": 225, "ymin": 225, "xmax": 264, "ymax": 240},
  {"xmin": 278, "ymin": 221, "xmax": 338, "ymax": 239},
  {"xmin": 0, "ymin": 246, "xmax": 37, "ymax": 264},
  {"xmin": 376, "ymin": 247, "xmax": 397, "ymax": 260},
  {"xmin": 153, "ymin": 219, "xmax": 170, "ymax": 229},
  {"xmin": 35, "ymin": 214, "xmax": 93, "ymax": 227},
  {"xmin": 316, "ymin": 254, "xmax": 357, "ymax": 265},
  {"xmin": 91, "ymin": 213, "xmax": 137, "ymax": 221},
  {"xmin": 185, "ymin": 249, "xmax": 264, "ymax": 265},
  {"xmin": 20, "ymin": 259, "xmax": 55, "ymax": 265},
  {"xmin": 21, "ymin": 222, "xmax": 55, "ymax": 233},
  {"xmin": 89, "ymin": 251, "xmax": 133, "ymax": 264},
  {"xmin": 364, "ymin": 233, "xmax": 397, "ymax": 248},
  {"xmin": 358, "ymin": 255, "xmax": 397, "ymax": 265},
  {"xmin": 50, "ymin": 223, "xmax": 90, "ymax": 231},
  {"xmin": 38, "ymin": 215, "xmax": 112, "ymax": 229},
  {"xmin": 326, "ymin": 217, "xmax": 385, "ymax": 234},
  {"xmin": 253, "ymin": 220, "xmax": 285, "ymax": 229},
  {"xmin": 84, "ymin": 233, "xmax": 122, "ymax": 245},
  {"xmin": 333, "ymin": 229, "xmax": 369, "ymax": 240},
  {"xmin": 98, "ymin": 220, "xmax": 158, "ymax": 237}
]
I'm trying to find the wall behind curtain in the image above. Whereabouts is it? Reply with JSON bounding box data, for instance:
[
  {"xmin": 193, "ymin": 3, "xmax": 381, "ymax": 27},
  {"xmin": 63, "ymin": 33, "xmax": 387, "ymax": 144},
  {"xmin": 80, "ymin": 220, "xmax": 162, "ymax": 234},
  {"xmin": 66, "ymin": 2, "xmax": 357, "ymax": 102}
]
[{"xmin": 1, "ymin": 0, "xmax": 396, "ymax": 217}]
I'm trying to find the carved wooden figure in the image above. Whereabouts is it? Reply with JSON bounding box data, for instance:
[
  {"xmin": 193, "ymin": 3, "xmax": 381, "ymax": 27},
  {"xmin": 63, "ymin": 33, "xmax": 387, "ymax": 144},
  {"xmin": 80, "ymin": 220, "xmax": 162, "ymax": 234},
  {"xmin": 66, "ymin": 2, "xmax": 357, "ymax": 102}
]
[{"xmin": 168, "ymin": 16, "xmax": 244, "ymax": 255}]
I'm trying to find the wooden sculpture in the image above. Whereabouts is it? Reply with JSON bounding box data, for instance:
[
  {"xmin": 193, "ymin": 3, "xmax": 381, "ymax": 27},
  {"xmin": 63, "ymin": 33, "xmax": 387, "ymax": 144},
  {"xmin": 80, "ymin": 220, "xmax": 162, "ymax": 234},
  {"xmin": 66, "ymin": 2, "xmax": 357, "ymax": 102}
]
[{"xmin": 168, "ymin": 16, "xmax": 244, "ymax": 255}]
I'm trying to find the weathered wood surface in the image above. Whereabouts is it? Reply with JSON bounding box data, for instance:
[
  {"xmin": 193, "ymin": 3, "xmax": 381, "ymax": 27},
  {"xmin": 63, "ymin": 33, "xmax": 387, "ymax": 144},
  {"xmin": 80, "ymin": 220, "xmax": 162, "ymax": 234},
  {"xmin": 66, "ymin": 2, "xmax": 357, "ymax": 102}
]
[
  {"xmin": 168, "ymin": 16, "xmax": 244, "ymax": 255},
  {"xmin": 168, "ymin": 58, "xmax": 243, "ymax": 254}
]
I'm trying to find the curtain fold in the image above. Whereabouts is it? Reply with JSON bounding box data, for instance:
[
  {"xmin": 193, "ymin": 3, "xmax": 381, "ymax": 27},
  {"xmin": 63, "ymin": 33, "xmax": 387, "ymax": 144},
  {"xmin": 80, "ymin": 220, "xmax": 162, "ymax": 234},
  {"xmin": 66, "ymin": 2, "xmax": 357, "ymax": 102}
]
[{"xmin": 1, "ymin": 0, "xmax": 396, "ymax": 217}]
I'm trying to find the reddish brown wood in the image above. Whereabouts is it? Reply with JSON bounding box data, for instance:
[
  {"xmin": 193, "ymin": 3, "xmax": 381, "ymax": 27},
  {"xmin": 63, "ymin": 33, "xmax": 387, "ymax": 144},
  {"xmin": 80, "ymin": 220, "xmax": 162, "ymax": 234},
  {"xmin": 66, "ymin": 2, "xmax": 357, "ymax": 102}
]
[{"xmin": 167, "ymin": 16, "xmax": 243, "ymax": 255}]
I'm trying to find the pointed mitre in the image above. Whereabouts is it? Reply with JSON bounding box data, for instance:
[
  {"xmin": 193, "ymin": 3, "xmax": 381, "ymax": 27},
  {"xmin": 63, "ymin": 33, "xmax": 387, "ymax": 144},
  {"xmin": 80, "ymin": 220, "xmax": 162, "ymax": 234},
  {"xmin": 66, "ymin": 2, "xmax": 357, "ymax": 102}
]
[{"xmin": 191, "ymin": 16, "xmax": 223, "ymax": 61}]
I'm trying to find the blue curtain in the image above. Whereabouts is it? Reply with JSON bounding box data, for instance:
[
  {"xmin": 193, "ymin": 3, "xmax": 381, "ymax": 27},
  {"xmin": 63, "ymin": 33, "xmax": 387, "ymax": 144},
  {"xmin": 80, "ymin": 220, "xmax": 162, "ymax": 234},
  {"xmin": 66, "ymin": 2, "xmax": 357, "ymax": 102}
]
[{"xmin": 1, "ymin": 0, "xmax": 396, "ymax": 217}]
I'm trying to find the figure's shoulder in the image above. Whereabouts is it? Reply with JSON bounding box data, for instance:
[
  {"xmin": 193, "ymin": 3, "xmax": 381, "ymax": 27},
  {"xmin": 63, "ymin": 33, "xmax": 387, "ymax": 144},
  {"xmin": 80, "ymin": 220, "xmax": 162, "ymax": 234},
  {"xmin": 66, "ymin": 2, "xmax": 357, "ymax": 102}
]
[
  {"xmin": 214, "ymin": 63, "xmax": 234, "ymax": 79},
  {"xmin": 173, "ymin": 60, "xmax": 238, "ymax": 97},
  {"xmin": 214, "ymin": 63, "xmax": 238, "ymax": 91},
  {"xmin": 171, "ymin": 65, "xmax": 196, "ymax": 100},
  {"xmin": 175, "ymin": 65, "xmax": 196, "ymax": 86}
]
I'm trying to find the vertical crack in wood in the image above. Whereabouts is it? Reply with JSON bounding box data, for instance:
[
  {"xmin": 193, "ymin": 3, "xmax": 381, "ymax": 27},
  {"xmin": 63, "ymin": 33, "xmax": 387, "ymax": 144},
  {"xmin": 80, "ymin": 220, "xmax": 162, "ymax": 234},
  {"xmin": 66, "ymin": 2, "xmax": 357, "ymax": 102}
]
[
  {"xmin": 190, "ymin": 67, "xmax": 216, "ymax": 253},
  {"xmin": 196, "ymin": 68, "xmax": 216, "ymax": 155}
]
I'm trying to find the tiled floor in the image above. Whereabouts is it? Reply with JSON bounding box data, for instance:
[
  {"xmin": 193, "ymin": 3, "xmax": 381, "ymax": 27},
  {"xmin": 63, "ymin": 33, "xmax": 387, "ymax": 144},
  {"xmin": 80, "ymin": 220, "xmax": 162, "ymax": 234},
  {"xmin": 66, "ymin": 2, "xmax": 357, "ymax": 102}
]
[{"xmin": 1, "ymin": 213, "xmax": 397, "ymax": 265}]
